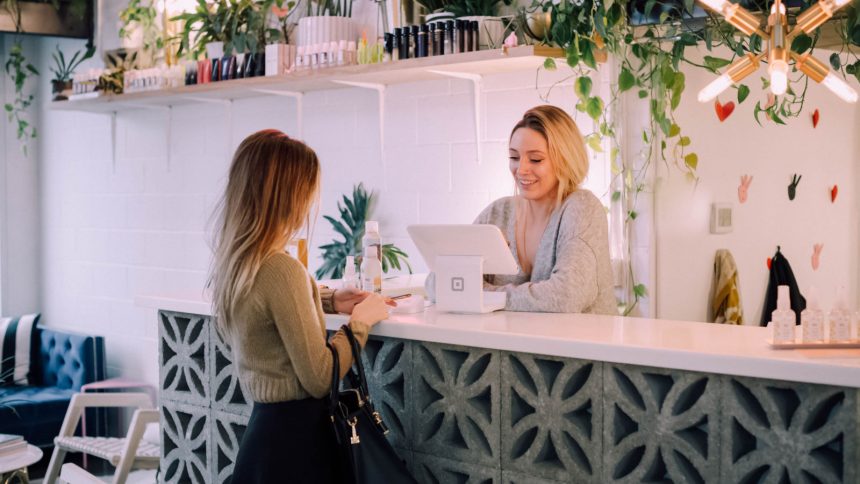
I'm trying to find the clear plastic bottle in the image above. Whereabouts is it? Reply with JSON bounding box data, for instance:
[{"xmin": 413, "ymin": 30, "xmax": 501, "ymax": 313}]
[
  {"xmin": 362, "ymin": 221, "xmax": 382, "ymax": 262},
  {"xmin": 801, "ymin": 286, "xmax": 824, "ymax": 343},
  {"xmin": 829, "ymin": 287, "xmax": 852, "ymax": 342},
  {"xmin": 772, "ymin": 285, "xmax": 796, "ymax": 343},
  {"xmin": 360, "ymin": 246, "xmax": 382, "ymax": 294},
  {"xmin": 341, "ymin": 255, "xmax": 359, "ymax": 290}
]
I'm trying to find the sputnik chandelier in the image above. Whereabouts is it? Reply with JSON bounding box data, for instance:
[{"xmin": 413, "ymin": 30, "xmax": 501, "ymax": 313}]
[{"xmin": 697, "ymin": 0, "xmax": 858, "ymax": 103}]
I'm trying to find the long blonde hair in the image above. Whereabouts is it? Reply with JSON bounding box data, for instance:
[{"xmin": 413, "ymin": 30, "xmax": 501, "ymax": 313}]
[
  {"xmin": 209, "ymin": 130, "xmax": 320, "ymax": 334},
  {"xmin": 510, "ymin": 105, "xmax": 589, "ymax": 206}
]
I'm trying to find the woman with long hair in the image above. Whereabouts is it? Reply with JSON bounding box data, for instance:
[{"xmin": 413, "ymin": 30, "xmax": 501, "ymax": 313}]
[
  {"xmin": 430, "ymin": 105, "xmax": 616, "ymax": 314},
  {"xmin": 209, "ymin": 129, "xmax": 391, "ymax": 483}
]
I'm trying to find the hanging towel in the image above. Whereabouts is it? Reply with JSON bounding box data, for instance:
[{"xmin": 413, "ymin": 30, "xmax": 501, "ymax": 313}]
[
  {"xmin": 760, "ymin": 247, "xmax": 806, "ymax": 326},
  {"xmin": 711, "ymin": 249, "xmax": 743, "ymax": 324}
]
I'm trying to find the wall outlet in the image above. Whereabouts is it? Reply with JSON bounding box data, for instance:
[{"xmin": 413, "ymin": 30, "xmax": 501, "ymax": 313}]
[{"xmin": 710, "ymin": 203, "xmax": 733, "ymax": 234}]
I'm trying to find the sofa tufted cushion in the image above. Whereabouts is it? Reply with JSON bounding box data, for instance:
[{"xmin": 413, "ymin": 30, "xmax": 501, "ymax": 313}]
[
  {"xmin": 0, "ymin": 386, "xmax": 77, "ymax": 447},
  {"xmin": 35, "ymin": 327, "xmax": 106, "ymax": 391}
]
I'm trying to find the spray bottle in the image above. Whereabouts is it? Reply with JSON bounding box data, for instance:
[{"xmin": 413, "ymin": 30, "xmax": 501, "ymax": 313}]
[
  {"xmin": 801, "ymin": 286, "xmax": 824, "ymax": 343},
  {"xmin": 341, "ymin": 255, "xmax": 358, "ymax": 290},
  {"xmin": 772, "ymin": 285, "xmax": 796, "ymax": 343}
]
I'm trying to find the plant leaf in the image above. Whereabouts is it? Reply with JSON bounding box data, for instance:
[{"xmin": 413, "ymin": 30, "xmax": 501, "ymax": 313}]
[
  {"xmin": 791, "ymin": 34, "xmax": 813, "ymax": 55},
  {"xmin": 737, "ymin": 84, "xmax": 750, "ymax": 104},
  {"xmin": 575, "ymin": 76, "xmax": 592, "ymax": 99},
  {"xmin": 543, "ymin": 57, "xmax": 556, "ymax": 71},
  {"xmin": 618, "ymin": 67, "xmax": 635, "ymax": 92},
  {"xmin": 684, "ymin": 153, "xmax": 698, "ymax": 170}
]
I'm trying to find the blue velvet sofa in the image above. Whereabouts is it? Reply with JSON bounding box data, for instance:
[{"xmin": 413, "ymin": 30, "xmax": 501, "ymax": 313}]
[{"xmin": 0, "ymin": 326, "xmax": 106, "ymax": 448}]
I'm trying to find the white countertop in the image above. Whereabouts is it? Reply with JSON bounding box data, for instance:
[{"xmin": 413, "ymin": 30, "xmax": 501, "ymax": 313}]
[{"xmin": 136, "ymin": 293, "xmax": 860, "ymax": 388}]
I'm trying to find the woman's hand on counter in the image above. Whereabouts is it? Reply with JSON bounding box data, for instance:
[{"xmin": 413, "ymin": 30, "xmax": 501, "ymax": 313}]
[
  {"xmin": 332, "ymin": 287, "xmax": 369, "ymax": 314},
  {"xmin": 350, "ymin": 293, "xmax": 391, "ymax": 327}
]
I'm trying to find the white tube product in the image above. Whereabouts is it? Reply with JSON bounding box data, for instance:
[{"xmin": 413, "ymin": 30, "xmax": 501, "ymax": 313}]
[
  {"xmin": 772, "ymin": 285, "xmax": 796, "ymax": 343},
  {"xmin": 801, "ymin": 286, "xmax": 824, "ymax": 343},
  {"xmin": 360, "ymin": 246, "xmax": 382, "ymax": 294},
  {"xmin": 829, "ymin": 287, "xmax": 852, "ymax": 342}
]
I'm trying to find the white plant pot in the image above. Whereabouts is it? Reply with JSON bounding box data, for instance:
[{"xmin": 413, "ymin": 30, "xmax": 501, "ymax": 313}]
[
  {"xmin": 205, "ymin": 41, "xmax": 224, "ymax": 60},
  {"xmin": 298, "ymin": 16, "xmax": 354, "ymax": 47},
  {"xmin": 458, "ymin": 15, "xmax": 505, "ymax": 49},
  {"xmin": 425, "ymin": 11, "xmax": 455, "ymax": 26}
]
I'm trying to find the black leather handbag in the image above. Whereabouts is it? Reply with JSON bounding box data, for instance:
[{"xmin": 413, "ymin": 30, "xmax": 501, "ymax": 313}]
[{"xmin": 327, "ymin": 325, "xmax": 416, "ymax": 484}]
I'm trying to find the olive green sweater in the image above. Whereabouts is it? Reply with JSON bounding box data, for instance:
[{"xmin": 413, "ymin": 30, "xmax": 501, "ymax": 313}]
[{"xmin": 225, "ymin": 252, "xmax": 369, "ymax": 403}]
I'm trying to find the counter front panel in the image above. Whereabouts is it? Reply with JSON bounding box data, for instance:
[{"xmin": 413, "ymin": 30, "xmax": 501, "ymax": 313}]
[{"xmin": 156, "ymin": 310, "xmax": 859, "ymax": 484}]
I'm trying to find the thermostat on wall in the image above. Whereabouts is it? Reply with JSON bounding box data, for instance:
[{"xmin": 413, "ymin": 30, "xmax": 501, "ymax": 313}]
[{"xmin": 710, "ymin": 203, "xmax": 733, "ymax": 234}]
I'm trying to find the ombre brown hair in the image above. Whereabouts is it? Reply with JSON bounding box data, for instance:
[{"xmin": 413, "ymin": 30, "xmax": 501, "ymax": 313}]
[
  {"xmin": 510, "ymin": 105, "xmax": 589, "ymax": 206},
  {"xmin": 209, "ymin": 129, "xmax": 320, "ymax": 334}
]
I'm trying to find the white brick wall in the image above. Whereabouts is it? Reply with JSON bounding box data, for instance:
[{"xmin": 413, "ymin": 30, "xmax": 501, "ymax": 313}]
[{"xmin": 33, "ymin": 37, "xmax": 610, "ymax": 385}]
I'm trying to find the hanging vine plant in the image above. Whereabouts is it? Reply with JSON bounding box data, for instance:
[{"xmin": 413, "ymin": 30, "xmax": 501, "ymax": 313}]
[{"xmin": 530, "ymin": 0, "xmax": 859, "ymax": 314}]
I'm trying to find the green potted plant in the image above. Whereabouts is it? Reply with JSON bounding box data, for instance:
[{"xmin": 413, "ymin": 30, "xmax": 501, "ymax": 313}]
[
  {"xmin": 316, "ymin": 184, "xmax": 411, "ymax": 281},
  {"xmin": 49, "ymin": 44, "xmax": 95, "ymax": 101},
  {"xmin": 172, "ymin": 0, "xmax": 234, "ymax": 60}
]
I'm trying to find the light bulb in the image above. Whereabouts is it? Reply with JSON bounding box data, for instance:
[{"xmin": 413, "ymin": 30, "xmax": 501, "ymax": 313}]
[
  {"xmin": 821, "ymin": 73, "xmax": 859, "ymax": 103},
  {"xmin": 698, "ymin": 0, "xmax": 730, "ymax": 13},
  {"xmin": 698, "ymin": 74, "xmax": 733, "ymax": 102},
  {"xmin": 829, "ymin": 0, "xmax": 852, "ymax": 8},
  {"xmin": 769, "ymin": 60, "xmax": 789, "ymax": 95}
]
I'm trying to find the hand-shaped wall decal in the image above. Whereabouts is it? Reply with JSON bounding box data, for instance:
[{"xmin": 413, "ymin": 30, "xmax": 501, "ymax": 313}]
[
  {"xmin": 812, "ymin": 243, "xmax": 823, "ymax": 271},
  {"xmin": 788, "ymin": 174, "xmax": 802, "ymax": 201},
  {"xmin": 738, "ymin": 175, "xmax": 753, "ymax": 204},
  {"xmin": 831, "ymin": 185, "xmax": 838, "ymax": 203}
]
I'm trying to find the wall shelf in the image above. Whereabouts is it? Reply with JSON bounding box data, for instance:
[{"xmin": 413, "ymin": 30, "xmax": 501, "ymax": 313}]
[{"xmin": 50, "ymin": 45, "xmax": 564, "ymax": 113}]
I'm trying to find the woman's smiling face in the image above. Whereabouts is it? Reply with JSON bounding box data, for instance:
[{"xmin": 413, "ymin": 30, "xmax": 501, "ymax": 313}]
[{"xmin": 509, "ymin": 127, "xmax": 558, "ymax": 203}]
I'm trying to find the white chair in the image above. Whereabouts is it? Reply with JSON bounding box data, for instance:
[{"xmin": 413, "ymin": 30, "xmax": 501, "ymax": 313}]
[{"xmin": 44, "ymin": 392, "xmax": 160, "ymax": 484}]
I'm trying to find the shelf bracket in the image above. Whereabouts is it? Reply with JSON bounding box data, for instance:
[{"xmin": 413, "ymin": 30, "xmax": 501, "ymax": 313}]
[
  {"xmin": 251, "ymin": 89, "xmax": 304, "ymax": 138},
  {"xmin": 426, "ymin": 70, "xmax": 484, "ymax": 165},
  {"xmin": 110, "ymin": 111, "xmax": 117, "ymax": 173},
  {"xmin": 332, "ymin": 81, "xmax": 386, "ymax": 162}
]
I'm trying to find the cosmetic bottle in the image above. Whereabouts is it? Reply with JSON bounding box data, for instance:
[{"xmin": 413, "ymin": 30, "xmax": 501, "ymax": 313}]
[
  {"xmin": 393, "ymin": 28, "xmax": 403, "ymax": 60},
  {"xmin": 295, "ymin": 46, "xmax": 305, "ymax": 70},
  {"xmin": 384, "ymin": 33, "xmax": 393, "ymax": 63},
  {"xmin": 347, "ymin": 41, "xmax": 357, "ymax": 65},
  {"xmin": 401, "ymin": 27, "xmax": 411, "ymax": 59},
  {"xmin": 327, "ymin": 42, "xmax": 336, "ymax": 67},
  {"xmin": 455, "ymin": 20, "xmax": 464, "ymax": 53},
  {"xmin": 319, "ymin": 43, "xmax": 329, "ymax": 67},
  {"xmin": 362, "ymin": 221, "xmax": 382, "ymax": 262},
  {"xmin": 337, "ymin": 40, "xmax": 347, "ymax": 66},
  {"xmin": 309, "ymin": 44, "xmax": 318, "ymax": 69},
  {"xmin": 417, "ymin": 24, "xmax": 428, "ymax": 58},
  {"xmin": 801, "ymin": 287, "xmax": 824, "ymax": 343},
  {"xmin": 464, "ymin": 22, "xmax": 473, "ymax": 52},
  {"xmin": 471, "ymin": 20, "xmax": 480, "ymax": 51},
  {"xmin": 410, "ymin": 25, "xmax": 419, "ymax": 58},
  {"xmin": 772, "ymin": 285, "xmax": 796, "ymax": 343},
  {"xmin": 829, "ymin": 287, "xmax": 852, "ymax": 342},
  {"xmin": 342, "ymin": 255, "xmax": 359, "ymax": 290},
  {"xmin": 360, "ymin": 246, "xmax": 382, "ymax": 295},
  {"xmin": 445, "ymin": 21, "xmax": 454, "ymax": 54},
  {"xmin": 428, "ymin": 24, "xmax": 437, "ymax": 56}
]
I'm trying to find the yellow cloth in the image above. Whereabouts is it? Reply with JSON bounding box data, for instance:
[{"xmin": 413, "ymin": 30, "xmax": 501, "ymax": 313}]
[{"xmin": 712, "ymin": 249, "xmax": 743, "ymax": 325}]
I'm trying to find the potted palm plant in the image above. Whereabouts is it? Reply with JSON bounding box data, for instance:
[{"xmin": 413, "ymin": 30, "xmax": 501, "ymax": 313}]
[
  {"xmin": 49, "ymin": 44, "xmax": 95, "ymax": 101},
  {"xmin": 316, "ymin": 184, "xmax": 411, "ymax": 280}
]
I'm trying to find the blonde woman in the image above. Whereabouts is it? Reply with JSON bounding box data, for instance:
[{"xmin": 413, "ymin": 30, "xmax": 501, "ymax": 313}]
[
  {"xmin": 209, "ymin": 130, "xmax": 390, "ymax": 483},
  {"xmin": 431, "ymin": 105, "xmax": 616, "ymax": 314}
]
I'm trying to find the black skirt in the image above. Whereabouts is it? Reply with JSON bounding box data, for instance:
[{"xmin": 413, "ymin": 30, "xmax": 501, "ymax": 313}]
[{"xmin": 232, "ymin": 398, "xmax": 343, "ymax": 484}]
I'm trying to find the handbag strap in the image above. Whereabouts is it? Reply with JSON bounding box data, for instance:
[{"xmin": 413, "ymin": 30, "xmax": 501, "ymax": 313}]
[
  {"xmin": 341, "ymin": 324, "xmax": 371, "ymax": 402},
  {"xmin": 326, "ymin": 341, "xmax": 340, "ymax": 418}
]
